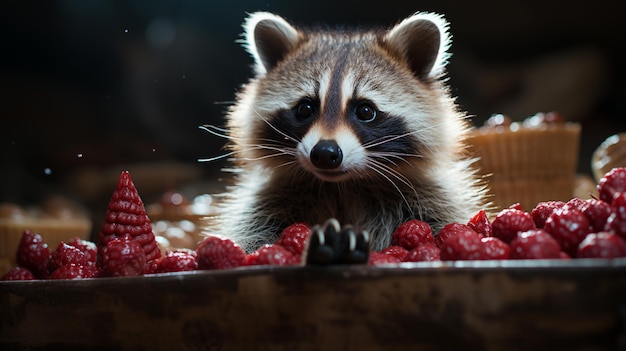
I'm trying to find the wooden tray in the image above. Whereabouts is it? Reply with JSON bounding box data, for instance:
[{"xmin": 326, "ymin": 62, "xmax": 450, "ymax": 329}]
[{"xmin": 2, "ymin": 259, "xmax": 626, "ymax": 350}]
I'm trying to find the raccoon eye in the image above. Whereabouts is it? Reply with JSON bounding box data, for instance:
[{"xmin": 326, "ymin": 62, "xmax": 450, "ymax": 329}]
[
  {"xmin": 355, "ymin": 102, "xmax": 377, "ymax": 122},
  {"xmin": 296, "ymin": 99, "xmax": 315, "ymax": 119}
]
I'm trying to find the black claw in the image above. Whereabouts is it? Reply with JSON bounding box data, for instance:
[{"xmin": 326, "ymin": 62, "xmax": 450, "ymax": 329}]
[{"xmin": 305, "ymin": 219, "xmax": 370, "ymax": 265}]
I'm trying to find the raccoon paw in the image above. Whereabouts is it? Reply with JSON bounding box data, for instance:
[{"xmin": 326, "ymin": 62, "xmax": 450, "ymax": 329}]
[{"xmin": 305, "ymin": 218, "xmax": 370, "ymax": 265}]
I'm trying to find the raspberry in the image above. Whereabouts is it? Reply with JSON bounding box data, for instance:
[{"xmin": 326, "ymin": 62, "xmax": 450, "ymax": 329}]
[
  {"xmin": 48, "ymin": 242, "xmax": 91, "ymax": 273},
  {"xmin": 435, "ymin": 222, "xmax": 474, "ymax": 248},
  {"xmin": 491, "ymin": 209, "xmax": 536, "ymax": 244},
  {"xmin": 439, "ymin": 224, "xmax": 483, "ymax": 260},
  {"xmin": 467, "ymin": 209, "xmax": 492, "ymax": 237},
  {"xmin": 577, "ymin": 232, "xmax": 626, "ymax": 258},
  {"xmin": 581, "ymin": 199, "xmax": 612, "ymax": 233},
  {"xmin": 155, "ymin": 250, "xmax": 198, "ymax": 273},
  {"xmin": 16, "ymin": 229, "xmax": 50, "ymax": 278},
  {"xmin": 245, "ymin": 244, "xmax": 300, "ymax": 266},
  {"xmin": 1, "ymin": 267, "xmax": 36, "ymax": 281},
  {"xmin": 605, "ymin": 192, "xmax": 626, "ymax": 238},
  {"xmin": 275, "ymin": 222, "xmax": 311, "ymax": 256},
  {"xmin": 97, "ymin": 171, "xmax": 161, "ymax": 264},
  {"xmin": 597, "ymin": 167, "xmax": 626, "ymax": 204},
  {"xmin": 479, "ymin": 237, "xmax": 510, "ymax": 260},
  {"xmin": 196, "ymin": 235, "xmax": 247, "ymax": 270},
  {"xmin": 391, "ymin": 219, "xmax": 435, "ymax": 250},
  {"xmin": 368, "ymin": 251, "xmax": 402, "ymax": 266},
  {"xmin": 508, "ymin": 203, "xmax": 524, "ymax": 211},
  {"xmin": 67, "ymin": 237, "xmax": 97, "ymax": 265},
  {"xmin": 530, "ymin": 201, "xmax": 565, "ymax": 228},
  {"xmin": 100, "ymin": 237, "xmax": 146, "ymax": 277},
  {"xmin": 510, "ymin": 229, "xmax": 562, "ymax": 259},
  {"xmin": 544, "ymin": 206, "xmax": 593, "ymax": 256},
  {"xmin": 49, "ymin": 264, "xmax": 101, "ymax": 280},
  {"xmin": 565, "ymin": 197, "xmax": 588, "ymax": 212},
  {"xmin": 379, "ymin": 245, "xmax": 409, "ymax": 261},
  {"xmin": 404, "ymin": 243, "xmax": 440, "ymax": 262}
]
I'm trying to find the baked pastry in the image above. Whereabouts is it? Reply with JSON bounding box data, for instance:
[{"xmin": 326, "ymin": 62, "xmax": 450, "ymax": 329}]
[{"xmin": 466, "ymin": 112, "xmax": 581, "ymax": 210}]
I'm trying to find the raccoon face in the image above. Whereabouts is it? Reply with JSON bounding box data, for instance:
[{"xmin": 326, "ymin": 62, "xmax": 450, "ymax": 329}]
[{"xmin": 238, "ymin": 12, "xmax": 454, "ymax": 183}]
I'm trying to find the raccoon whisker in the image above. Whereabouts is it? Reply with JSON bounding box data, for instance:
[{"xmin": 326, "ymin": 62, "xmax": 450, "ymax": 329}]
[
  {"xmin": 362, "ymin": 129, "xmax": 423, "ymax": 149},
  {"xmin": 368, "ymin": 151, "xmax": 421, "ymax": 166},
  {"xmin": 367, "ymin": 158, "xmax": 416, "ymax": 194},
  {"xmin": 197, "ymin": 151, "xmax": 236, "ymax": 163},
  {"xmin": 251, "ymin": 108, "xmax": 301, "ymax": 144},
  {"xmin": 199, "ymin": 125, "xmax": 237, "ymax": 140},
  {"xmin": 239, "ymin": 153, "xmax": 292, "ymax": 162},
  {"xmin": 365, "ymin": 160, "xmax": 414, "ymax": 217},
  {"xmin": 237, "ymin": 144, "xmax": 298, "ymax": 159},
  {"xmin": 274, "ymin": 160, "xmax": 299, "ymax": 169}
]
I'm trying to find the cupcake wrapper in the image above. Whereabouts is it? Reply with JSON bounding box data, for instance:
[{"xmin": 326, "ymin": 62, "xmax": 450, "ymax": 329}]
[
  {"xmin": 486, "ymin": 176, "xmax": 576, "ymax": 211},
  {"xmin": 467, "ymin": 123, "xmax": 581, "ymax": 180}
]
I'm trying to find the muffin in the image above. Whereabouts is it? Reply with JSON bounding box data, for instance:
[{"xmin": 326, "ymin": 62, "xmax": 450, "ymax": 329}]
[
  {"xmin": 466, "ymin": 112, "xmax": 581, "ymax": 210},
  {"xmin": 0, "ymin": 196, "xmax": 92, "ymax": 275}
]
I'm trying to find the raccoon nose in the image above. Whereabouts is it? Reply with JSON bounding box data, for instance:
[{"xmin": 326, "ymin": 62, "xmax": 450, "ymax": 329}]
[{"xmin": 311, "ymin": 140, "xmax": 343, "ymax": 169}]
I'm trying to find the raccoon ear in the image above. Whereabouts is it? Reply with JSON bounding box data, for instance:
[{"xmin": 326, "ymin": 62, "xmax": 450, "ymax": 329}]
[
  {"xmin": 384, "ymin": 12, "xmax": 451, "ymax": 80},
  {"xmin": 243, "ymin": 12, "xmax": 301, "ymax": 74}
]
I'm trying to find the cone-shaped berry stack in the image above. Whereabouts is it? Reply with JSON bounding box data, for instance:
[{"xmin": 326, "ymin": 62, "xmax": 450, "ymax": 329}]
[{"xmin": 97, "ymin": 171, "xmax": 161, "ymax": 269}]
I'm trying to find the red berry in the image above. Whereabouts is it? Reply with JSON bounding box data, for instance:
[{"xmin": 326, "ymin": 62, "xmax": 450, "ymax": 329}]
[
  {"xmin": 100, "ymin": 238, "xmax": 146, "ymax": 277},
  {"xmin": 436, "ymin": 222, "xmax": 474, "ymax": 248},
  {"xmin": 196, "ymin": 235, "xmax": 246, "ymax": 270},
  {"xmin": 606, "ymin": 192, "xmax": 626, "ymax": 238},
  {"xmin": 439, "ymin": 224, "xmax": 483, "ymax": 261},
  {"xmin": 467, "ymin": 209, "xmax": 492, "ymax": 237},
  {"xmin": 530, "ymin": 201, "xmax": 565, "ymax": 228},
  {"xmin": 48, "ymin": 242, "xmax": 91, "ymax": 273},
  {"xmin": 97, "ymin": 171, "xmax": 161, "ymax": 264},
  {"xmin": 1, "ymin": 267, "xmax": 36, "ymax": 281},
  {"xmin": 544, "ymin": 206, "xmax": 593, "ymax": 256},
  {"xmin": 16, "ymin": 229, "xmax": 50, "ymax": 278},
  {"xmin": 368, "ymin": 251, "xmax": 402, "ymax": 266},
  {"xmin": 565, "ymin": 197, "xmax": 588, "ymax": 212},
  {"xmin": 510, "ymin": 229, "xmax": 562, "ymax": 259},
  {"xmin": 49, "ymin": 264, "xmax": 101, "ymax": 280},
  {"xmin": 479, "ymin": 237, "xmax": 510, "ymax": 260},
  {"xmin": 508, "ymin": 203, "xmax": 524, "ymax": 211},
  {"xmin": 380, "ymin": 245, "xmax": 409, "ymax": 261},
  {"xmin": 245, "ymin": 244, "xmax": 299, "ymax": 266},
  {"xmin": 597, "ymin": 167, "xmax": 626, "ymax": 204},
  {"xmin": 577, "ymin": 232, "xmax": 626, "ymax": 258},
  {"xmin": 155, "ymin": 250, "xmax": 198, "ymax": 273},
  {"xmin": 67, "ymin": 237, "xmax": 97, "ymax": 264},
  {"xmin": 275, "ymin": 222, "xmax": 311, "ymax": 256},
  {"xmin": 491, "ymin": 209, "xmax": 536, "ymax": 244},
  {"xmin": 404, "ymin": 243, "xmax": 441, "ymax": 262},
  {"xmin": 391, "ymin": 219, "xmax": 435, "ymax": 250},
  {"xmin": 581, "ymin": 199, "xmax": 612, "ymax": 233}
]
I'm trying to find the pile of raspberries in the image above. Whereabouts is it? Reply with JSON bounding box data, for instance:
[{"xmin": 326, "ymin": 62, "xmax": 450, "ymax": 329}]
[{"xmin": 3, "ymin": 167, "xmax": 626, "ymax": 281}]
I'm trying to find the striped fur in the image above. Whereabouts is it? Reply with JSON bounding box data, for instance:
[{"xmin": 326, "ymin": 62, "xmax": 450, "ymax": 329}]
[{"xmin": 208, "ymin": 12, "xmax": 489, "ymax": 252}]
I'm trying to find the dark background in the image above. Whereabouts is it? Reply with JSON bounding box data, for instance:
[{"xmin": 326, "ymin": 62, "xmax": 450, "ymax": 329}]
[{"xmin": 1, "ymin": 0, "xmax": 624, "ymax": 211}]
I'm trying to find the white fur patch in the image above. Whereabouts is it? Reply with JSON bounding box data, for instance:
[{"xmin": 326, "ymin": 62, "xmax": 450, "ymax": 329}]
[{"xmin": 318, "ymin": 70, "xmax": 331, "ymax": 111}]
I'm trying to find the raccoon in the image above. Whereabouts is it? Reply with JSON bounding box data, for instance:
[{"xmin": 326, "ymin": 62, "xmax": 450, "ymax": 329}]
[{"xmin": 207, "ymin": 11, "xmax": 488, "ymax": 254}]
